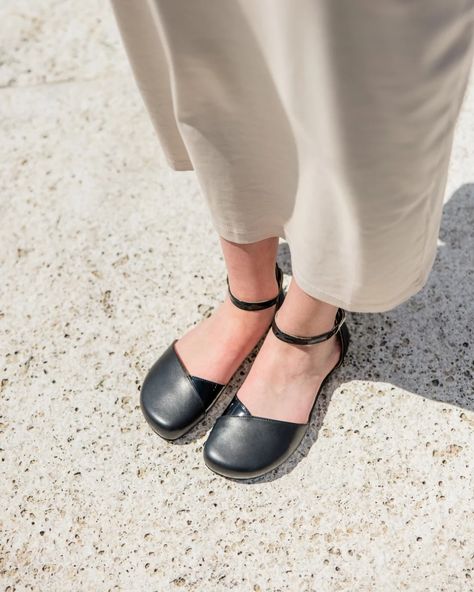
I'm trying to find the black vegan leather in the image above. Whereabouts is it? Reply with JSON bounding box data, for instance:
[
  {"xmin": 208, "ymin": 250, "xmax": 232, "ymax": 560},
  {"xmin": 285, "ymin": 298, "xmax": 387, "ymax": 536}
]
[
  {"xmin": 140, "ymin": 262, "xmax": 285, "ymax": 440},
  {"xmin": 203, "ymin": 307, "xmax": 350, "ymax": 478}
]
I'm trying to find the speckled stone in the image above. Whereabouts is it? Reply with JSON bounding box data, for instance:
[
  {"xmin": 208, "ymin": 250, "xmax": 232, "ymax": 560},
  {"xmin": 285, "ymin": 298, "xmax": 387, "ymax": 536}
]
[{"xmin": 1, "ymin": 2, "xmax": 473, "ymax": 591}]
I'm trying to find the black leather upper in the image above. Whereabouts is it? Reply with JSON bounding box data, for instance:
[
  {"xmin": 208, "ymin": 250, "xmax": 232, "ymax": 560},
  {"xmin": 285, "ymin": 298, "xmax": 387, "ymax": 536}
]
[
  {"xmin": 203, "ymin": 312, "xmax": 351, "ymax": 479},
  {"xmin": 140, "ymin": 262, "xmax": 286, "ymax": 441},
  {"xmin": 203, "ymin": 398, "xmax": 307, "ymax": 479},
  {"xmin": 140, "ymin": 341, "xmax": 225, "ymax": 440}
]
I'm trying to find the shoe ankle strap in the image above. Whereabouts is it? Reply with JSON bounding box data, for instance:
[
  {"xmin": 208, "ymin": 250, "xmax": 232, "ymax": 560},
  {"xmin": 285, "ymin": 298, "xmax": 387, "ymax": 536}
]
[
  {"xmin": 227, "ymin": 263, "xmax": 284, "ymax": 311},
  {"xmin": 271, "ymin": 307, "xmax": 346, "ymax": 345}
]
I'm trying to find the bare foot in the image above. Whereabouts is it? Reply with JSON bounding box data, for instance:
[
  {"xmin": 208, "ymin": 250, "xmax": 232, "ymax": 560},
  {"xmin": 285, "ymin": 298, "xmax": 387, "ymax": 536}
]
[
  {"xmin": 236, "ymin": 314, "xmax": 342, "ymax": 423},
  {"xmin": 174, "ymin": 295, "xmax": 279, "ymax": 385}
]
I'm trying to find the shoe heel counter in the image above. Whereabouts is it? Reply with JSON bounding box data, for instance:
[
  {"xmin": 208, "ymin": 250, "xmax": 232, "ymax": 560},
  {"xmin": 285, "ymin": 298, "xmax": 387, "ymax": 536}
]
[{"xmin": 340, "ymin": 320, "xmax": 350, "ymax": 357}]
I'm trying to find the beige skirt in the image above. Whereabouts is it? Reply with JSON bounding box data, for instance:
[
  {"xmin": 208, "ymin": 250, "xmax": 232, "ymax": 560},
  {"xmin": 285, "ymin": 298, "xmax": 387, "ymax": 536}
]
[{"xmin": 110, "ymin": 0, "xmax": 474, "ymax": 312}]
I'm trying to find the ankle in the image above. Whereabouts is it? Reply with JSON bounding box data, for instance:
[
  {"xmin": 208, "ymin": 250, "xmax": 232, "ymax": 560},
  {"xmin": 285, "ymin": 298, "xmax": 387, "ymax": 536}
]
[
  {"xmin": 223, "ymin": 297, "xmax": 276, "ymax": 325},
  {"xmin": 273, "ymin": 276, "xmax": 339, "ymax": 337},
  {"xmin": 274, "ymin": 303, "xmax": 338, "ymax": 338},
  {"xmin": 226, "ymin": 261, "xmax": 282, "ymax": 304},
  {"xmin": 226, "ymin": 273, "xmax": 280, "ymax": 303}
]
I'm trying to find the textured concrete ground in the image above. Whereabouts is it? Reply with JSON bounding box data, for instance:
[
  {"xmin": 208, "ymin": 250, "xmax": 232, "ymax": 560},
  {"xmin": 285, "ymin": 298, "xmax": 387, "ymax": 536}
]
[{"xmin": 1, "ymin": 2, "xmax": 473, "ymax": 591}]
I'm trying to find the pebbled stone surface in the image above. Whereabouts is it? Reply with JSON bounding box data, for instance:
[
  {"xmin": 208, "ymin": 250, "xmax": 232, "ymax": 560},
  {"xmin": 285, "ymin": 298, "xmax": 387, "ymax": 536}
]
[{"xmin": 0, "ymin": 2, "xmax": 473, "ymax": 591}]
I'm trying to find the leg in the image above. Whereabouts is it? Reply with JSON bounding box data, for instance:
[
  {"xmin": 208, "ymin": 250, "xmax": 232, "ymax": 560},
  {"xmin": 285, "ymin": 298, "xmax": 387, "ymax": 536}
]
[
  {"xmin": 202, "ymin": 272, "xmax": 351, "ymax": 478},
  {"xmin": 112, "ymin": 0, "xmax": 474, "ymax": 311},
  {"xmin": 236, "ymin": 275, "xmax": 343, "ymax": 423},
  {"xmin": 174, "ymin": 236, "xmax": 280, "ymax": 384}
]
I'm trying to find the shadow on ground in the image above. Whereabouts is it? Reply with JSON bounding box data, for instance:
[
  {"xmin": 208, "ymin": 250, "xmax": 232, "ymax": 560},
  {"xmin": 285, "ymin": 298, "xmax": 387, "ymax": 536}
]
[{"xmin": 156, "ymin": 183, "xmax": 474, "ymax": 483}]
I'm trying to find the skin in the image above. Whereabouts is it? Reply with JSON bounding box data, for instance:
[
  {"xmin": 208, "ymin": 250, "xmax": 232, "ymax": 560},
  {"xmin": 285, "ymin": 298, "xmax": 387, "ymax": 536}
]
[{"xmin": 174, "ymin": 236, "xmax": 341, "ymax": 424}]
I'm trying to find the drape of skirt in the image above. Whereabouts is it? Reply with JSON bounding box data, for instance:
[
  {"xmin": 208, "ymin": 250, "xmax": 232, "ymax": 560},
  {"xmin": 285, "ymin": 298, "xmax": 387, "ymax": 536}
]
[{"xmin": 110, "ymin": 0, "xmax": 474, "ymax": 312}]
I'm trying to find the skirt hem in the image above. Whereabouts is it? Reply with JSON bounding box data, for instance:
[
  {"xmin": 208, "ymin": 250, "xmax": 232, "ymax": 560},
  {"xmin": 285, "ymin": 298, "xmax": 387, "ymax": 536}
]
[
  {"xmin": 193, "ymin": 208, "xmax": 436, "ymax": 313},
  {"xmin": 209, "ymin": 222, "xmax": 285, "ymax": 244},
  {"xmin": 213, "ymin": 221, "xmax": 435, "ymax": 313},
  {"xmin": 291, "ymin": 261, "xmax": 433, "ymax": 314}
]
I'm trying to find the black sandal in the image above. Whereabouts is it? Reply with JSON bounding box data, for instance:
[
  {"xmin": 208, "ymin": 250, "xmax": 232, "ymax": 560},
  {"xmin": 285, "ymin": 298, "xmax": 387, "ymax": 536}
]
[
  {"xmin": 140, "ymin": 263, "xmax": 285, "ymax": 440},
  {"xmin": 202, "ymin": 306, "xmax": 350, "ymax": 479}
]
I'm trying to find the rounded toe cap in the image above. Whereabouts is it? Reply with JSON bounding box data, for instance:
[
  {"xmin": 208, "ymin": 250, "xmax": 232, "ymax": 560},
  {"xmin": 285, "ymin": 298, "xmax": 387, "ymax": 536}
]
[
  {"xmin": 203, "ymin": 437, "xmax": 258, "ymax": 479},
  {"xmin": 203, "ymin": 415, "xmax": 306, "ymax": 479},
  {"xmin": 140, "ymin": 391, "xmax": 189, "ymax": 440},
  {"xmin": 139, "ymin": 344, "xmax": 206, "ymax": 440}
]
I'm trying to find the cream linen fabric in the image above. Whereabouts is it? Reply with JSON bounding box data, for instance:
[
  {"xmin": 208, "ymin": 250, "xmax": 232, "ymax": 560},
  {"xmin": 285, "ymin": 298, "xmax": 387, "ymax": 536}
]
[{"xmin": 110, "ymin": 0, "xmax": 474, "ymax": 312}]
